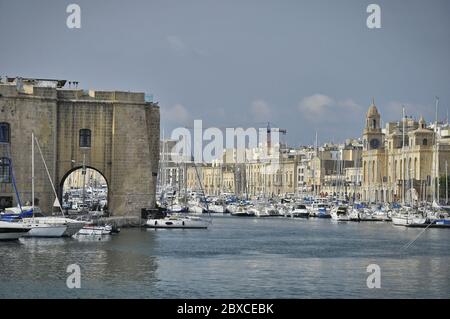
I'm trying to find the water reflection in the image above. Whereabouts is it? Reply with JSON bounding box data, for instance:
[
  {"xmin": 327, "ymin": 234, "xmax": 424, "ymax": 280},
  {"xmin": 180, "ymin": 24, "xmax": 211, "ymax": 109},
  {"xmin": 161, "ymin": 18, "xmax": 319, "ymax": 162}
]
[
  {"xmin": 1, "ymin": 219, "xmax": 449, "ymax": 298},
  {"xmin": 0, "ymin": 229, "xmax": 160, "ymax": 298}
]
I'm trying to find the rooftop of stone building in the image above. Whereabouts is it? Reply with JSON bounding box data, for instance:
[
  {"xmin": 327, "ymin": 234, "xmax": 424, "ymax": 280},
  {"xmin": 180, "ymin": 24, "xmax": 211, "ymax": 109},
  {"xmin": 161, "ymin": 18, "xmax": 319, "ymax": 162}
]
[
  {"xmin": 1, "ymin": 76, "xmax": 67, "ymax": 88},
  {"xmin": 0, "ymin": 76, "xmax": 157, "ymax": 105}
]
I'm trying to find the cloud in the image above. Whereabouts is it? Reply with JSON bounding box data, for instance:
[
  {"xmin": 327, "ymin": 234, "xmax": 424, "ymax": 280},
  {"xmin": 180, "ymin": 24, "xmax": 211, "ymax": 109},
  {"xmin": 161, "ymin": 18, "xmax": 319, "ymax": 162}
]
[
  {"xmin": 250, "ymin": 99, "xmax": 271, "ymax": 122},
  {"xmin": 166, "ymin": 35, "xmax": 208, "ymax": 57},
  {"xmin": 298, "ymin": 94, "xmax": 334, "ymax": 119},
  {"xmin": 161, "ymin": 103, "xmax": 191, "ymax": 125},
  {"xmin": 167, "ymin": 35, "xmax": 188, "ymax": 54},
  {"xmin": 298, "ymin": 94, "xmax": 364, "ymax": 122}
]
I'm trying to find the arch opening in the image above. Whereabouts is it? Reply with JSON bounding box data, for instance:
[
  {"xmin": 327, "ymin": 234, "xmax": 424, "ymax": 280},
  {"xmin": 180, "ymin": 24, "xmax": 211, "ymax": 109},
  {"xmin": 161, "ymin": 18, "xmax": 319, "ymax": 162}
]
[{"xmin": 60, "ymin": 166, "xmax": 109, "ymax": 215}]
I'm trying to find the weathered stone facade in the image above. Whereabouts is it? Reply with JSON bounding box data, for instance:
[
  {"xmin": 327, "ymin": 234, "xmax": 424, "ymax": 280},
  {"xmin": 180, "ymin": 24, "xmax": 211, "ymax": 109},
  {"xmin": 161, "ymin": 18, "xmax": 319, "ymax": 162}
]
[
  {"xmin": 361, "ymin": 101, "xmax": 450, "ymax": 203},
  {"xmin": 0, "ymin": 78, "xmax": 159, "ymax": 216}
]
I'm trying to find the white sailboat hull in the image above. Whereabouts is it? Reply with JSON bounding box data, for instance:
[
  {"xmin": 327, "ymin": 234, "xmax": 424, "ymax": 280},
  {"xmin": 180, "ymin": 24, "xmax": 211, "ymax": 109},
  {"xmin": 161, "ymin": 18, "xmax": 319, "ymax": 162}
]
[
  {"xmin": 25, "ymin": 224, "xmax": 67, "ymax": 237},
  {"xmin": 392, "ymin": 215, "xmax": 427, "ymax": 226},
  {"xmin": 21, "ymin": 217, "xmax": 84, "ymax": 237}
]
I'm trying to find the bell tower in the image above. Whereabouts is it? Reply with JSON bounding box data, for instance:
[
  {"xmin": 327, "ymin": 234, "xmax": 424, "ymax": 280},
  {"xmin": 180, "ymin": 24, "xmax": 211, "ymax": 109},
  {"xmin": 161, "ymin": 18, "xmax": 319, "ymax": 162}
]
[{"xmin": 363, "ymin": 98, "xmax": 383, "ymax": 151}]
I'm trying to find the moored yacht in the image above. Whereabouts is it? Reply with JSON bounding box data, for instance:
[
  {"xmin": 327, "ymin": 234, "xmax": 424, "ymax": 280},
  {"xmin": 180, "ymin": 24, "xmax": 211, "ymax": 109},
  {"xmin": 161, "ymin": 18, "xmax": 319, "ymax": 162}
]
[
  {"xmin": 292, "ymin": 204, "xmax": 310, "ymax": 218},
  {"xmin": 230, "ymin": 205, "xmax": 256, "ymax": 217},
  {"xmin": 256, "ymin": 205, "xmax": 282, "ymax": 217},
  {"xmin": 331, "ymin": 205, "xmax": 351, "ymax": 221},
  {"xmin": 3, "ymin": 207, "xmax": 84, "ymax": 237},
  {"xmin": 76, "ymin": 224, "xmax": 112, "ymax": 235},
  {"xmin": 146, "ymin": 215, "xmax": 209, "ymax": 229},
  {"xmin": 308, "ymin": 202, "xmax": 331, "ymax": 218},
  {"xmin": 0, "ymin": 221, "xmax": 31, "ymax": 240},
  {"xmin": 392, "ymin": 208, "xmax": 427, "ymax": 226}
]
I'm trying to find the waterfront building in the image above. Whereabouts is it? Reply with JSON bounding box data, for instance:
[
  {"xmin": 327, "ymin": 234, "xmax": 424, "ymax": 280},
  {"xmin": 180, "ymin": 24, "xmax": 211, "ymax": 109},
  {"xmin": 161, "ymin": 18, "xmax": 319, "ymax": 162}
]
[
  {"xmin": 0, "ymin": 77, "xmax": 159, "ymax": 216},
  {"xmin": 361, "ymin": 101, "xmax": 450, "ymax": 203}
]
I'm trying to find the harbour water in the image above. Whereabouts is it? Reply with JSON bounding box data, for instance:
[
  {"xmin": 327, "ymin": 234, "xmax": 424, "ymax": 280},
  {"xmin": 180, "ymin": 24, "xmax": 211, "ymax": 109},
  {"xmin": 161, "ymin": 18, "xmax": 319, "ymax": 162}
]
[{"xmin": 1, "ymin": 216, "xmax": 449, "ymax": 299}]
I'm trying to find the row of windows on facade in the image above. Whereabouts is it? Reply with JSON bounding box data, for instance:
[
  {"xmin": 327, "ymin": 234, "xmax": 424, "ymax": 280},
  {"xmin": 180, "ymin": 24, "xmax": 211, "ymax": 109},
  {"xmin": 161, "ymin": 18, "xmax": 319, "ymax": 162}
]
[{"xmin": 0, "ymin": 123, "xmax": 92, "ymax": 147}]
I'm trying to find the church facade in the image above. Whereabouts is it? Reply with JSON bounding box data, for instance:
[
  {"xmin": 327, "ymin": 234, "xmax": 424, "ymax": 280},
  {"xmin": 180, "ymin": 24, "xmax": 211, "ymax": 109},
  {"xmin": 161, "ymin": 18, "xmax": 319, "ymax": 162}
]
[{"xmin": 361, "ymin": 101, "xmax": 450, "ymax": 204}]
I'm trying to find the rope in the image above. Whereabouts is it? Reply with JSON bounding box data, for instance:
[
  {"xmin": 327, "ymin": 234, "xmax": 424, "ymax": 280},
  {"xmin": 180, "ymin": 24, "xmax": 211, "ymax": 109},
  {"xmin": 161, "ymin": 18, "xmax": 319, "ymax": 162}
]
[{"xmin": 401, "ymin": 216, "xmax": 435, "ymax": 250}]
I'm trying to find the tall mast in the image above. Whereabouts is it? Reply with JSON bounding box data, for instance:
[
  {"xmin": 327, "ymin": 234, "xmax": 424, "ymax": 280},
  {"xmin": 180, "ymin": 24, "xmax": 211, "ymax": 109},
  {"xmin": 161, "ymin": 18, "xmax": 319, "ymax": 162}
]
[
  {"xmin": 184, "ymin": 136, "xmax": 187, "ymax": 203},
  {"xmin": 437, "ymin": 97, "xmax": 440, "ymax": 204},
  {"xmin": 402, "ymin": 105, "xmax": 405, "ymax": 205},
  {"xmin": 82, "ymin": 153, "xmax": 86, "ymax": 212},
  {"xmin": 446, "ymin": 160, "xmax": 448, "ymax": 205},
  {"xmin": 433, "ymin": 97, "xmax": 439, "ymax": 204},
  {"xmin": 31, "ymin": 132, "xmax": 35, "ymax": 218}
]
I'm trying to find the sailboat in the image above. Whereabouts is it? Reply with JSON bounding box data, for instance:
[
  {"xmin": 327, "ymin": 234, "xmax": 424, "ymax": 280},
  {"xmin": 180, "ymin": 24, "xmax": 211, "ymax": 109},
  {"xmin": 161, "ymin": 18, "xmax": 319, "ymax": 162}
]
[
  {"xmin": 147, "ymin": 146, "xmax": 210, "ymax": 229},
  {"xmin": 16, "ymin": 133, "xmax": 84, "ymax": 237}
]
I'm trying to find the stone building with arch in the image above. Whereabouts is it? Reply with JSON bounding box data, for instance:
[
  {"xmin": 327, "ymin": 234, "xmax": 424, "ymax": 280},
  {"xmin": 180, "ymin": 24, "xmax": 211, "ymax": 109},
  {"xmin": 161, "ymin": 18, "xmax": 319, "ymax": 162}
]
[{"xmin": 0, "ymin": 77, "xmax": 159, "ymax": 216}]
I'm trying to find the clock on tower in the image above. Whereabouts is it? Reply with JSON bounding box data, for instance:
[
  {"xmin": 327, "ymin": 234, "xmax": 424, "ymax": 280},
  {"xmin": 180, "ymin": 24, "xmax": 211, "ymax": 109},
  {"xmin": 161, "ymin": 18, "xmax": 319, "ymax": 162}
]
[{"xmin": 370, "ymin": 138, "xmax": 380, "ymax": 149}]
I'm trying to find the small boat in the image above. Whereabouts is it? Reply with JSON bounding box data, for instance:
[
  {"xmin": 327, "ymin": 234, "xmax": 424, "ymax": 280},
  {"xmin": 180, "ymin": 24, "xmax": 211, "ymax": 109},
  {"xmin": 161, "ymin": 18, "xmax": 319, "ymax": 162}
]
[
  {"xmin": 291, "ymin": 204, "xmax": 310, "ymax": 218},
  {"xmin": 76, "ymin": 224, "xmax": 112, "ymax": 235},
  {"xmin": 331, "ymin": 205, "xmax": 350, "ymax": 221},
  {"xmin": 146, "ymin": 214, "xmax": 209, "ymax": 229},
  {"xmin": 230, "ymin": 205, "xmax": 256, "ymax": 217},
  {"xmin": 349, "ymin": 208, "xmax": 361, "ymax": 221},
  {"xmin": 0, "ymin": 221, "xmax": 31, "ymax": 241},
  {"xmin": 308, "ymin": 202, "xmax": 331, "ymax": 218},
  {"xmin": 254, "ymin": 205, "xmax": 282, "ymax": 217},
  {"xmin": 208, "ymin": 200, "xmax": 226, "ymax": 214},
  {"xmin": 392, "ymin": 207, "xmax": 426, "ymax": 226}
]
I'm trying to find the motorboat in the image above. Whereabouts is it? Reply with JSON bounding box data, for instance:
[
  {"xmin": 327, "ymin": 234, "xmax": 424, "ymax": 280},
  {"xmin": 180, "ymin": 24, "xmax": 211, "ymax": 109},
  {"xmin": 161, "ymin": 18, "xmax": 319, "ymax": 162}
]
[
  {"xmin": 291, "ymin": 204, "xmax": 310, "ymax": 218},
  {"xmin": 331, "ymin": 205, "xmax": 351, "ymax": 221},
  {"xmin": 0, "ymin": 221, "xmax": 31, "ymax": 240},
  {"xmin": 256, "ymin": 205, "xmax": 282, "ymax": 217},
  {"xmin": 76, "ymin": 224, "xmax": 112, "ymax": 235},
  {"xmin": 146, "ymin": 214, "xmax": 209, "ymax": 229},
  {"xmin": 308, "ymin": 202, "xmax": 331, "ymax": 218},
  {"xmin": 208, "ymin": 200, "xmax": 226, "ymax": 214},
  {"xmin": 230, "ymin": 205, "xmax": 256, "ymax": 217}
]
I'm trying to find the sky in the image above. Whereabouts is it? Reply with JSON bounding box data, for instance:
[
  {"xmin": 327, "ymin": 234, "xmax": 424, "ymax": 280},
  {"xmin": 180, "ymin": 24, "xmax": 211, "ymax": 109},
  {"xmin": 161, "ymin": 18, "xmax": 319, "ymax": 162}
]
[{"xmin": 1, "ymin": 0, "xmax": 449, "ymax": 146}]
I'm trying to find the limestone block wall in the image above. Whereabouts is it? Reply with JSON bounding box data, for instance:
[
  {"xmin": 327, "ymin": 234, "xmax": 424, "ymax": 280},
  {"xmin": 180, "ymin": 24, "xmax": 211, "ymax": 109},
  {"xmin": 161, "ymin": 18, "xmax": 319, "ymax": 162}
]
[
  {"xmin": 0, "ymin": 86, "xmax": 57, "ymax": 212},
  {"xmin": 0, "ymin": 83, "xmax": 160, "ymax": 216}
]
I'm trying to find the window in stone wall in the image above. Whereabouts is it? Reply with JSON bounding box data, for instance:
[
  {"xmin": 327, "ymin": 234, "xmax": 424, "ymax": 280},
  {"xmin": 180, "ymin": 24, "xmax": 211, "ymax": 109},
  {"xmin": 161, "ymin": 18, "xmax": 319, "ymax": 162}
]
[
  {"xmin": 0, "ymin": 157, "xmax": 11, "ymax": 183},
  {"xmin": 79, "ymin": 129, "xmax": 91, "ymax": 148},
  {"xmin": 0, "ymin": 122, "xmax": 10, "ymax": 143}
]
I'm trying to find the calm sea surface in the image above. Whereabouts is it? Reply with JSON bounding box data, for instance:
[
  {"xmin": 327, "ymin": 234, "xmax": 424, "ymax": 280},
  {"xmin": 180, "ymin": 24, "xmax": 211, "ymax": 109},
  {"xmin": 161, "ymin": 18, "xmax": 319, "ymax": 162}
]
[{"xmin": 1, "ymin": 216, "xmax": 449, "ymax": 298}]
